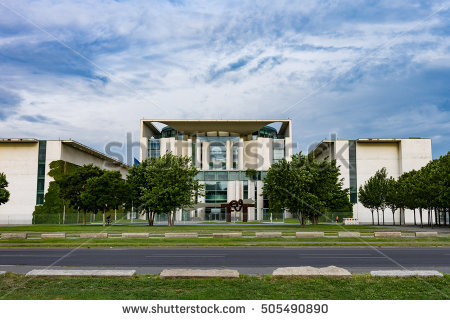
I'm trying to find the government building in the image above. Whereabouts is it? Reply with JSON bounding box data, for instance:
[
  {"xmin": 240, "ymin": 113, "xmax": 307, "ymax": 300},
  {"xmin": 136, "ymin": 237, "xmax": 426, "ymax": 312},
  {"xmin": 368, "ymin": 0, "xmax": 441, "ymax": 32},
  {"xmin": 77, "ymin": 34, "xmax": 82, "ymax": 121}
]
[
  {"xmin": 0, "ymin": 139, "xmax": 129, "ymax": 224},
  {"xmin": 140, "ymin": 120, "xmax": 293, "ymax": 222},
  {"xmin": 310, "ymin": 138, "xmax": 432, "ymax": 224}
]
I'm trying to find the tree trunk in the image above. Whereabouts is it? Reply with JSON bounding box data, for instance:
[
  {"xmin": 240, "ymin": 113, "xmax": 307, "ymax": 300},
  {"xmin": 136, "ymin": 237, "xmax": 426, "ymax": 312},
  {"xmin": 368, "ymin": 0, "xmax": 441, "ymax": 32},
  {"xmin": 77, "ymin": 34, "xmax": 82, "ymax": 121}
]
[
  {"xmin": 413, "ymin": 209, "xmax": 416, "ymax": 226},
  {"xmin": 382, "ymin": 209, "xmax": 385, "ymax": 225},
  {"xmin": 168, "ymin": 212, "xmax": 174, "ymax": 226},
  {"xmin": 429, "ymin": 209, "xmax": 433, "ymax": 229},
  {"xmin": 371, "ymin": 209, "xmax": 374, "ymax": 225},
  {"xmin": 392, "ymin": 209, "xmax": 395, "ymax": 226},
  {"xmin": 147, "ymin": 211, "xmax": 154, "ymax": 226},
  {"xmin": 83, "ymin": 209, "xmax": 86, "ymax": 226},
  {"xmin": 114, "ymin": 208, "xmax": 117, "ymax": 222},
  {"xmin": 376, "ymin": 209, "xmax": 380, "ymax": 225},
  {"xmin": 419, "ymin": 208, "xmax": 423, "ymax": 228},
  {"xmin": 63, "ymin": 204, "xmax": 66, "ymax": 225},
  {"xmin": 103, "ymin": 208, "xmax": 106, "ymax": 227}
]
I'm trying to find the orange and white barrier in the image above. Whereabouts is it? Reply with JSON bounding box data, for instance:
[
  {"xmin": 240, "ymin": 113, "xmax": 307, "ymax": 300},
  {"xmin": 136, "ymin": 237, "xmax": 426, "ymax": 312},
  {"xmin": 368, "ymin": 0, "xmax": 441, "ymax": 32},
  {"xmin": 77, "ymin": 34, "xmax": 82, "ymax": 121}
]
[{"xmin": 344, "ymin": 218, "xmax": 359, "ymax": 225}]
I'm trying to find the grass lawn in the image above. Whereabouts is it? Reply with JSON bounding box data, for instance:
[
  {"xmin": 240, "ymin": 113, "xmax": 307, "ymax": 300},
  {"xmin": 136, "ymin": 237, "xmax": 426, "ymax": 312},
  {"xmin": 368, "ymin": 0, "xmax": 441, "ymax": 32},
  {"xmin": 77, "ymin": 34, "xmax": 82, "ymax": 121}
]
[
  {"xmin": 0, "ymin": 236, "xmax": 449, "ymax": 247},
  {"xmin": 0, "ymin": 223, "xmax": 436, "ymax": 234},
  {"xmin": 0, "ymin": 273, "xmax": 448, "ymax": 299}
]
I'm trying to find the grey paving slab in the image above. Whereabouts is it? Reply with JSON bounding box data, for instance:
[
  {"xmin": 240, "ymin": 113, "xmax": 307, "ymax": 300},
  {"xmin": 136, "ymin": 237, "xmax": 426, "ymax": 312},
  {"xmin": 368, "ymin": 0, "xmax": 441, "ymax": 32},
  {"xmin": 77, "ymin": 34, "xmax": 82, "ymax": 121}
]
[
  {"xmin": 25, "ymin": 269, "xmax": 136, "ymax": 277},
  {"xmin": 273, "ymin": 266, "xmax": 352, "ymax": 278},
  {"xmin": 160, "ymin": 268, "xmax": 239, "ymax": 279},
  {"xmin": 370, "ymin": 270, "xmax": 443, "ymax": 277}
]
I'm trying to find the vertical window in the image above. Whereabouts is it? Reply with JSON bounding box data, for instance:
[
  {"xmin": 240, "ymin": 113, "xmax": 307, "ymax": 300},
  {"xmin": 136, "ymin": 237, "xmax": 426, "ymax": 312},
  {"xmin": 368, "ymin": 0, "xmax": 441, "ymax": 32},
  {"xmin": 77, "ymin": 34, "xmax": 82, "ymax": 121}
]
[
  {"xmin": 273, "ymin": 139, "xmax": 285, "ymax": 163},
  {"xmin": 349, "ymin": 140, "xmax": 357, "ymax": 204},
  {"xmin": 36, "ymin": 140, "xmax": 46, "ymax": 205},
  {"xmin": 148, "ymin": 138, "xmax": 160, "ymax": 158},
  {"xmin": 243, "ymin": 180, "xmax": 248, "ymax": 199}
]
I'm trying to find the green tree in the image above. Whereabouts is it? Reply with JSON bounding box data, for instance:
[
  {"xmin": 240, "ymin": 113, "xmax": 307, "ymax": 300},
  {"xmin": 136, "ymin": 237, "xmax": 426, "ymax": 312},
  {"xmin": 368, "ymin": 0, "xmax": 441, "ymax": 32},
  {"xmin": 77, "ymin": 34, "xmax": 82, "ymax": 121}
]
[
  {"xmin": 0, "ymin": 172, "xmax": 10, "ymax": 206},
  {"xmin": 263, "ymin": 153, "xmax": 350, "ymax": 226},
  {"xmin": 57, "ymin": 164, "xmax": 104, "ymax": 225},
  {"xmin": 82, "ymin": 170, "xmax": 126, "ymax": 227},
  {"xmin": 358, "ymin": 177, "xmax": 377, "ymax": 225},
  {"xmin": 385, "ymin": 177, "xmax": 399, "ymax": 225},
  {"xmin": 128, "ymin": 153, "xmax": 203, "ymax": 226}
]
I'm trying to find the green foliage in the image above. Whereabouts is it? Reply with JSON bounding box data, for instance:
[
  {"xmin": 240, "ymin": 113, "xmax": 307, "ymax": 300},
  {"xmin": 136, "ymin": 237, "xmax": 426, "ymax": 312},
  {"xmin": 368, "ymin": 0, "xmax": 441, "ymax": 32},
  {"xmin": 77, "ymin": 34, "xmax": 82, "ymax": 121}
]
[
  {"xmin": 245, "ymin": 168, "xmax": 257, "ymax": 180},
  {"xmin": 0, "ymin": 172, "xmax": 10, "ymax": 206},
  {"xmin": 359, "ymin": 151, "xmax": 450, "ymax": 226},
  {"xmin": 127, "ymin": 153, "xmax": 203, "ymax": 226},
  {"xmin": 81, "ymin": 170, "xmax": 128, "ymax": 226},
  {"xmin": 263, "ymin": 152, "xmax": 350, "ymax": 225},
  {"xmin": 33, "ymin": 181, "xmax": 64, "ymax": 215}
]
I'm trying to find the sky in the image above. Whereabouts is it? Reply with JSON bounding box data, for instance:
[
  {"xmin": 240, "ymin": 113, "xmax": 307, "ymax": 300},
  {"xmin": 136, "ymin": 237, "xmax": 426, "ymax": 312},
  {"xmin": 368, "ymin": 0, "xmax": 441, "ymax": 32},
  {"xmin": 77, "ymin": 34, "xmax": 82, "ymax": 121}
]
[{"xmin": 0, "ymin": 0, "xmax": 449, "ymax": 164}]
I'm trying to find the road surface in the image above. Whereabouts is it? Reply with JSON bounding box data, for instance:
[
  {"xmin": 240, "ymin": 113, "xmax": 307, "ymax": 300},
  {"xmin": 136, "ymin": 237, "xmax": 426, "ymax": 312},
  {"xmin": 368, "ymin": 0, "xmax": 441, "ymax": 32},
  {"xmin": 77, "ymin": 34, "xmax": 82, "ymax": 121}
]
[{"xmin": 0, "ymin": 247, "xmax": 449, "ymax": 274}]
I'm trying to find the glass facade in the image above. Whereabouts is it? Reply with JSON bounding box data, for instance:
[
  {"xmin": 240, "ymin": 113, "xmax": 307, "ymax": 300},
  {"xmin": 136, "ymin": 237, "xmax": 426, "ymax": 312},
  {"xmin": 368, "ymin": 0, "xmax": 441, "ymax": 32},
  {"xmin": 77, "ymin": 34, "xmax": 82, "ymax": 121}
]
[
  {"xmin": 205, "ymin": 181, "xmax": 227, "ymax": 203},
  {"xmin": 196, "ymin": 170, "xmax": 267, "ymax": 181},
  {"xmin": 252, "ymin": 125, "xmax": 278, "ymax": 139},
  {"xmin": 36, "ymin": 140, "xmax": 46, "ymax": 205},
  {"xmin": 273, "ymin": 139, "xmax": 285, "ymax": 163},
  {"xmin": 148, "ymin": 139, "xmax": 160, "ymax": 158},
  {"xmin": 161, "ymin": 126, "xmax": 177, "ymax": 138},
  {"xmin": 349, "ymin": 140, "xmax": 357, "ymax": 204},
  {"xmin": 197, "ymin": 136, "xmax": 239, "ymax": 170}
]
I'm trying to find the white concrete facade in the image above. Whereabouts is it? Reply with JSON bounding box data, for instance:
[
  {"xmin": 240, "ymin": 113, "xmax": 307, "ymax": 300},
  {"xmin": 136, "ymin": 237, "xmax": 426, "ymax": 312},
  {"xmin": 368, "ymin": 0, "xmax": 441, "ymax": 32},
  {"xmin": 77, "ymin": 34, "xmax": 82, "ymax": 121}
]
[
  {"xmin": 311, "ymin": 138, "xmax": 432, "ymax": 224},
  {"xmin": 140, "ymin": 120, "xmax": 293, "ymax": 222},
  {"xmin": 0, "ymin": 139, "xmax": 128, "ymax": 224}
]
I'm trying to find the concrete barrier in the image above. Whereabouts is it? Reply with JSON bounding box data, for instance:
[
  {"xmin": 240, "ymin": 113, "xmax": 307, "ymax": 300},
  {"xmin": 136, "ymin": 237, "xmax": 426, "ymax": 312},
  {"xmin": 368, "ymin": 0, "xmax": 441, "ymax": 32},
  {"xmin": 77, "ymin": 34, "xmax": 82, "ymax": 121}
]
[
  {"xmin": 374, "ymin": 232, "xmax": 401, "ymax": 237},
  {"xmin": 338, "ymin": 232, "xmax": 361, "ymax": 238},
  {"xmin": 415, "ymin": 232, "xmax": 438, "ymax": 237},
  {"xmin": 295, "ymin": 232, "xmax": 324, "ymax": 238},
  {"xmin": 273, "ymin": 266, "xmax": 352, "ymax": 278},
  {"xmin": 165, "ymin": 233, "xmax": 198, "ymax": 238},
  {"xmin": 1, "ymin": 233, "xmax": 27, "ymax": 239},
  {"xmin": 255, "ymin": 232, "xmax": 282, "ymax": 238},
  {"xmin": 122, "ymin": 233, "xmax": 149, "ymax": 239},
  {"xmin": 26, "ymin": 269, "xmax": 136, "ymax": 277},
  {"xmin": 41, "ymin": 233, "xmax": 66, "ymax": 239},
  {"xmin": 370, "ymin": 270, "xmax": 443, "ymax": 277},
  {"xmin": 213, "ymin": 233, "xmax": 242, "ymax": 238},
  {"xmin": 160, "ymin": 269, "xmax": 239, "ymax": 279},
  {"xmin": 79, "ymin": 233, "xmax": 108, "ymax": 239}
]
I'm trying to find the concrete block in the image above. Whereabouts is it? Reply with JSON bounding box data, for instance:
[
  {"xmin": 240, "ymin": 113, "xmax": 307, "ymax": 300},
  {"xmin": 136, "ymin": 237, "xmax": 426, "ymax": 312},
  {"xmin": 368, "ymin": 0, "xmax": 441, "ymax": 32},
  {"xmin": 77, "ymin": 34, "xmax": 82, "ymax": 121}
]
[
  {"xmin": 374, "ymin": 232, "xmax": 401, "ymax": 237},
  {"xmin": 295, "ymin": 232, "xmax": 324, "ymax": 238},
  {"xmin": 255, "ymin": 232, "xmax": 282, "ymax": 238},
  {"xmin": 338, "ymin": 232, "xmax": 361, "ymax": 238},
  {"xmin": 79, "ymin": 233, "xmax": 108, "ymax": 239},
  {"xmin": 1, "ymin": 233, "xmax": 27, "ymax": 239},
  {"xmin": 122, "ymin": 233, "xmax": 149, "ymax": 239},
  {"xmin": 213, "ymin": 233, "xmax": 242, "ymax": 238},
  {"xmin": 273, "ymin": 266, "xmax": 352, "ymax": 278},
  {"xmin": 26, "ymin": 269, "xmax": 136, "ymax": 277},
  {"xmin": 415, "ymin": 232, "xmax": 438, "ymax": 237},
  {"xmin": 160, "ymin": 269, "xmax": 239, "ymax": 279},
  {"xmin": 165, "ymin": 233, "xmax": 198, "ymax": 238},
  {"xmin": 370, "ymin": 270, "xmax": 443, "ymax": 277},
  {"xmin": 41, "ymin": 233, "xmax": 66, "ymax": 239}
]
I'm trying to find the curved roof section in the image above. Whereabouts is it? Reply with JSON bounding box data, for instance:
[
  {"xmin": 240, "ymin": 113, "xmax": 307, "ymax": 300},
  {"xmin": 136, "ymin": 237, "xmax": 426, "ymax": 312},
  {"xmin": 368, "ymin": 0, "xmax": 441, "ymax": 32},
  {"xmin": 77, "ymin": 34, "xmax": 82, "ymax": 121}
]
[{"xmin": 142, "ymin": 120, "xmax": 291, "ymax": 137}]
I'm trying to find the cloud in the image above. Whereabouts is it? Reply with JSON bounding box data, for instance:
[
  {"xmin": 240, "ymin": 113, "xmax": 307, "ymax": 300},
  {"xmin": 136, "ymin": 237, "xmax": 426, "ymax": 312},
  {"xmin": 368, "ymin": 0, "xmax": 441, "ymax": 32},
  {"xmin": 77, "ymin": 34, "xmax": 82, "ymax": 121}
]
[
  {"xmin": 0, "ymin": 0, "xmax": 448, "ymax": 160},
  {"xmin": 0, "ymin": 87, "xmax": 22, "ymax": 120}
]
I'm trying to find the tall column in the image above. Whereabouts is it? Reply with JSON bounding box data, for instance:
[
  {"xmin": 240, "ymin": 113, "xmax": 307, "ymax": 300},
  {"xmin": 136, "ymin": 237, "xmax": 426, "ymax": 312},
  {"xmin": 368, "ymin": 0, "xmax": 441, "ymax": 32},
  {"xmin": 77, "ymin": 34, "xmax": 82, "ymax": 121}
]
[
  {"xmin": 257, "ymin": 181, "xmax": 264, "ymax": 220},
  {"xmin": 238, "ymin": 138, "xmax": 244, "ymax": 170},
  {"xmin": 202, "ymin": 142, "xmax": 210, "ymax": 170},
  {"xmin": 226, "ymin": 140, "xmax": 233, "ymax": 170},
  {"xmin": 187, "ymin": 138, "xmax": 192, "ymax": 160},
  {"xmin": 195, "ymin": 140, "xmax": 202, "ymax": 168}
]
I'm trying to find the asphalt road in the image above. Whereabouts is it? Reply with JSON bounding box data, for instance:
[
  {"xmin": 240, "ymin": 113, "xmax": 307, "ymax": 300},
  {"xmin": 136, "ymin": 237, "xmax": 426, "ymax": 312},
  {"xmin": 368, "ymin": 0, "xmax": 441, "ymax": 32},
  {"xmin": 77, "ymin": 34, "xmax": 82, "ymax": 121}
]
[{"xmin": 0, "ymin": 247, "xmax": 450, "ymax": 274}]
